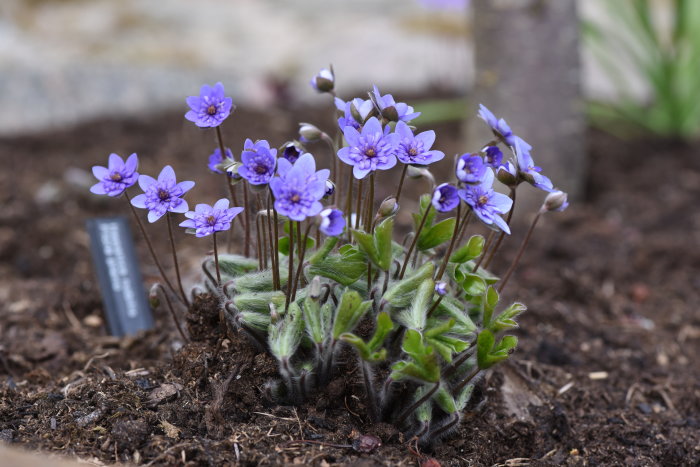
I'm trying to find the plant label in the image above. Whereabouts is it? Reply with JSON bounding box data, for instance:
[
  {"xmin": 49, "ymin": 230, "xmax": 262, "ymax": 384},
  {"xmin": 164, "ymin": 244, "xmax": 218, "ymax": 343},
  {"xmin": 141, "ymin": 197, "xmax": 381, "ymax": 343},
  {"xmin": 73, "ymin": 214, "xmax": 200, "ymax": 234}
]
[{"xmin": 86, "ymin": 217, "xmax": 153, "ymax": 336}]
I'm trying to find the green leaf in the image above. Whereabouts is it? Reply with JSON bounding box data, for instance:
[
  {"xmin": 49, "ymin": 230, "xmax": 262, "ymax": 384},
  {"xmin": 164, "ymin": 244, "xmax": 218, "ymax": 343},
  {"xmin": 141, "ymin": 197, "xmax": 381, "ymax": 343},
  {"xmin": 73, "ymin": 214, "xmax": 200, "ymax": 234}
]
[
  {"xmin": 307, "ymin": 246, "xmax": 367, "ymax": 286},
  {"xmin": 398, "ymin": 278, "xmax": 434, "ymax": 331},
  {"xmin": 461, "ymin": 273, "xmax": 487, "ymax": 297},
  {"xmin": 268, "ymin": 302, "xmax": 303, "ymax": 361},
  {"xmin": 308, "ymin": 237, "xmax": 339, "ymax": 265},
  {"xmin": 367, "ymin": 312, "xmax": 395, "ymax": 351},
  {"xmin": 278, "ymin": 236, "xmax": 315, "ymax": 256},
  {"xmin": 340, "ymin": 312, "xmax": 393, "ymax": 363},
  {"xmin": 489, "ymin": 302, "xmax": 527, "ymax": 333},
  {"xmin": 303, "ymin": 296, "xmax": 324, "ymax": 344},
  {"xmin": 433, "ymin": 386, "xmax": 457, "ymax": 414},
  {"xmin": 374, "ymin": 217, "xmax": 394, "ymax": 271},
  {"xmin": 216, "ymin": 254, "xmax": 259, "ymax": 277},
  {"xmin": 450, "ymin": 235, "xmax": 485, "ymax": 263},
  {"xmin": 417, "ymin": 217, "xmax": 456, "ymax": 251},
  {"xmin": 412, "ymin": 194, "xmax": 436, "ymax": 231},
  {"xmin": 332, "ymin": 289, "xmax": 372, "ymax": 340},
  {"xmin": 233, "ymin": 291, "xmax": 285, "ymax": 314},
  {"xmin": 476, "ymin": 329, "xmax": 518, "ymax": 369},
  {"xmin": 383, "ymin": 262, "xmax": 435, "ymax": 308},
  {"xmin": 391, "ymin": 329, "xmax": 440, "ymax": 383},
  {"xmin": 481, "ymin": 286, "xmax": 499, "ymax": 327},
  {"xmin": 352, "ymin": 229, "xmax": 379, "ymax": 265}
]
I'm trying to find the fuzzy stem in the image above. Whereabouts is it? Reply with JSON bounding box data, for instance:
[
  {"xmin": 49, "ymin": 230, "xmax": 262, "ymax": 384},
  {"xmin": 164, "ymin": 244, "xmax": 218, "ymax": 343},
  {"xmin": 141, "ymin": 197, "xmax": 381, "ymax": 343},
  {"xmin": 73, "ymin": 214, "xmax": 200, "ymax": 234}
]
[
  {"xmin": 243, "ymin": 183, "xmax": 252, "ymax": 257},
  {"xmin": 441, "ymin": 347, "xmax": 476, "ymax": 380},
  {"xmin": 361, "ymin": 359, "xmax": 379, "ymax": 422},
  {"xmin": 483, "ymin": 188, "xmax": 517, "ymax": 270},
  {"xmin": 291, "ymin": 222, "xmax": 313, "ymax": 302},
  {"xmin": 273, "ymin": 207, "xmax": 281, "ymax": 289},
  {"xmin": 285, "ymin": 220, "xmax": 295, "ymax": 310},
  {"xmin": 426, "ymin": 295, "xmax": 444, "ymax": 319},
  {"xmin": 214, "ymin": 125, "xmax": 241, "ymax": 252},
  {"xmin": 152, "ymin": 283, "xmax": 188, "ymax": 342},
  {"xmin": 395, "ymin": 381, "xmax": 440, "ymax": 427},
  {"xmin": 266, "ymin": 194, "xmax": 278, "ymax": 288},
  {"xmin": 213, "ymin": 232, "xmax": 221, "ymax": 286},
  {"xmin": 123, "ymin": 191, "xmax": 182, "ymax": 305},
  {"xmin": 452, "ymin": 366, "xmax": 480, "ymax": 395},
  {"xmin": 399, "ymin": 204, "xmax": 432, "ymax": 279},
  {"xmin": 166, "ymin": 212, "xmax": 190, "ymax": 306},
  {"xmin": 497, "ymin": 210, "xmax": 542, "ymax": 293},
  {"xmin": 344, "ymin": 169, "xmax": 354, "ymax": 241},
  {"xmin": 472, "ymin": 230, "xmax": 496, "ymax": 272},
  {"xmin": 365, "ymin": 173, "xmax": 375, "ymax": 233},
  {"xmin": 255, "ymin": 215, "xmax": 263, "ymax": 270},
  {"xmin": 394, "ymin": 164, "xmax": 408, "ymax": 204},
  {"xmin": 429, "ymin": 412, "xmax": 460, "ymax": 440},
  {"xmin": 435, "ymin": 207, "xmax": 470, "ymax": 282},
  {"xmin": 354, "ymin": 178, "xmax": 364, "ymax": 230}
]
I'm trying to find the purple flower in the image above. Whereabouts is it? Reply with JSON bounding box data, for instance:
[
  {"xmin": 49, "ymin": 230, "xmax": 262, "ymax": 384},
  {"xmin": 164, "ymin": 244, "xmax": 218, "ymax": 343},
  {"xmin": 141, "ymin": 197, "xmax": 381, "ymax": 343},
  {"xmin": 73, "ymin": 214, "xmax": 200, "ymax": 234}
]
[
  {"xmin": 456, "ymin": 153, "xmax": 486, "ymax": 184},
  {"xmin": 372, "ymin": 86, "xmax": 421, "ymax": 123},
  {"xmin": 208, "ymin": 147, "xmax": 234, "ymax": 175},
  {"xmin": 238, "ymin": 139, "xmax": 277, "ymax": 185},
  {"xmin": 459, "ymin": 168, "xmax": 513, "ymax": 234},
  {"xmin": 281, "ymin": 142, "xmax": 304, "ymax": 163},
  {"xmin": 185, "ymin": 82, "xmax": 233, "ymax": 128},
  {"xmin": 90, "ymin": 153, "xmax": 139, "ymax": 197},
  {"xmin": 324, "ymin": 180, "xmax": 335, "ymax": 198},
  {"xmin": 394, "ymin": 121, "xmax": 444, "ymax": 165},
  {"xmin": 310, "ymin": 67, "xmax": 334, "ymax": 93},
  {"xmin": 270, "ymin": 153, "xmax": 328, "ymax": 221},
  {"xmin": 337, "ymin": 117, "xmax": 398, "ymax": 179},
  {"xmin": 483, "ymin": 146, "xmax": 503, "ymax": 169},
  {"xmin": 319, "ymin": 209, "xmax": 345, "ymax": 236},
  {"xmin": 478, "ymin": 104, "xmax": 516, "ymax": 146},
  {"xmin": 432, "ymin": 183, "xmax": 460, "ymax": 212},
  {"xmin": 130, "ymin": 166, "xmax": 195, "ymax": 223},
  {"xmin": 335, "ymin": 97, "xmax": 375, "ymax": 130},
  {"xmin": 434, "ymin": 281, "xmax": 449, "ymax": 296},
  {"xmin": 513, "ymin": 136, "xmax": 554, "ymax": 192},
  {"xmin": 496, "ymin": 161, "xmax": 519, "ymax": 187},
  {"xmin": 179, "ymin": 198, "xmax": 244, "ymax": 237}
]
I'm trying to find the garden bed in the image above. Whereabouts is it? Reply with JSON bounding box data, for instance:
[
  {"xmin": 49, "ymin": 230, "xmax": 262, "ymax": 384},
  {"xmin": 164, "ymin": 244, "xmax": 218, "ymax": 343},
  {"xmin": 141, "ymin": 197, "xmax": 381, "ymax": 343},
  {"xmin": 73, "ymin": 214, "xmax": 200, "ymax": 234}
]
[{"xmin": 1, "ymin": 106, "xmax": 699, "ymax": 465}]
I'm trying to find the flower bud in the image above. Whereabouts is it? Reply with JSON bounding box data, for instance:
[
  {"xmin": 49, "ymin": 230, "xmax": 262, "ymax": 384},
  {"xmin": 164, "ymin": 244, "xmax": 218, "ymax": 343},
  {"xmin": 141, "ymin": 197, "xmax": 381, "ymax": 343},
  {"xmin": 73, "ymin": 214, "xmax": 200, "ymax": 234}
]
[
  {"xmin": 299, "ymin": 123, "xmax": 323, "ymax": 143},
  {"xmin": 496, "ymin": 162, "xmax": 519, "ymax": 187},
  {"xmin": 377, "ymin": 196, "xmax": 399, "ymax": 218},
  {"xmin": 310, "ymin": 67, "xmax": 335, "ymax": 93},
  {"xmin": 148, "ymin": 284, "xmax": 160, "ymax": 308},
  {"xmin": 542, "ymin": 190, "xmax": 569, "ymax": 212},
  {"xmin": 309, "ymin": 276, "xmax": 322, "ymax": 300},
  {"xmin": 380, "ymin": 105, "xmax": 400, "ymax": 123},
  {"xmin": 434, "ymin": 281, "xmax": 448, "ymax": 296},
  {"xmin": 324, "ymin": 180, "xmax": 336, "ymax": 199},
  {"xmin": 280, "ymin": 141, "xmax": 304, "ymax": 163},
  {"xmin": 407, "ymin": 165, "xmax": 435, "ymax": 187}
]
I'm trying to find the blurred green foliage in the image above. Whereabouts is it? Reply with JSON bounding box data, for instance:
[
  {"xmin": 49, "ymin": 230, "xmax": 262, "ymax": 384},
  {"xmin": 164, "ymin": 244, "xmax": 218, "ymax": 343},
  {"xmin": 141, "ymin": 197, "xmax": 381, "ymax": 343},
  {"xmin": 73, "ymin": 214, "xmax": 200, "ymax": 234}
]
[{"xmin": 584, "ymin": 0, "xmax": 700, "ymax": 139}]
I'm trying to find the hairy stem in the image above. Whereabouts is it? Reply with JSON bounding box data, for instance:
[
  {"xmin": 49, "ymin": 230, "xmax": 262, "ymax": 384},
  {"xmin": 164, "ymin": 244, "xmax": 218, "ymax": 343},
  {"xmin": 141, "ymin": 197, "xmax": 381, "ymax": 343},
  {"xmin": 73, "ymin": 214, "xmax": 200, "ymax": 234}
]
[
  {"xmin": 483, "ymin": 188, "xmax": 517, "ymax": 270},
  {"xmin": 166, "ymin": 212, "xmax": 190, "ymax": 306},
  {"xmin": 213, "ymin": 232, "xmax": 221, "ymax": 286},
  {"xmin": 394, "ymin": 164, "xmax": 408, "ymax": 204},
  {"xmin": 399, "ymin": 204, "xmax": 432, "ymax": 279},
  {"xmin": 395, "ymin": 381, "xmax": 440, "ymax": 427},
  {"xmin": 291, "ymin": 222, "xmax": 313, "ymax": 302},
  {"xmin": 285, "ymin": 220, "xmax": 295, "ymax": 310},
  {"xmin": 497, "ymin": 210, "xmax": 542, "ymax": 293},
  {"xmin": 123, "ymin": 191, "xmax": 182, "ymax": 305}
]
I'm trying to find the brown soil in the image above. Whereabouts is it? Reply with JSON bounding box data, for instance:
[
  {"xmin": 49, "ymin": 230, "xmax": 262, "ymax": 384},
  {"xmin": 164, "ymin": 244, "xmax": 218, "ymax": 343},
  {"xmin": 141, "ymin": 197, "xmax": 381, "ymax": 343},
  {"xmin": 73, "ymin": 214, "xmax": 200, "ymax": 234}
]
[{"xmin": 1, "ymin": 105, "xmax": 699, "ymax": 466}]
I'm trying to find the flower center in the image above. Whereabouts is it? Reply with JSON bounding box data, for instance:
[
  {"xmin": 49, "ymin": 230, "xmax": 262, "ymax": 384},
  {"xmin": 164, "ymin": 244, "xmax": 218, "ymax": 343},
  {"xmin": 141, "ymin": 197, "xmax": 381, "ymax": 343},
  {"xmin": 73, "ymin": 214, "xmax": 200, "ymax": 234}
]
[
  {"xmin": 110, "ymin": 172, "xmax": 123, "ymax": 182},
  {"xmin": 254, "ymin": 164, "xmax": 267, "ymax": 174},
  {"xmin": 291, "ymin": 193, "xmax": 301, "ymax": 203},
  {"xmin": 158, "ymin": 189, "xmax": 170, "ymax": 201},
  {"xmin": 206, "ymin": 215, "xmax": 216, "ymax": 225},
  {"xmin": 478, "ymin": 195, "xmax": 489, "ymax": 206},
  {"xmin": 365, "ymin": 147, "xmax": 376, "ymax": 158},
  {"xmin": 207, "ymin": 104, "xmax": 217, "ymax": 115},
  {"xmin": 408, "ymin": 147, "xmax": 418, "ymax": 156}
]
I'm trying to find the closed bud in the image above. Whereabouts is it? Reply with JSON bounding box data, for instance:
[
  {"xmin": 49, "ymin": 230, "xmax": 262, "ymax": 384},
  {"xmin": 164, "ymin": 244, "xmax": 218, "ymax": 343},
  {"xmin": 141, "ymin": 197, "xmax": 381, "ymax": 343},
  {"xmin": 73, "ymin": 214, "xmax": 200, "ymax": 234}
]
[
  {"xmin": 496, "ymin": 162, "xmax": 519, "ymax": 187},
  {"xmin": 407, "ymin": 165, "xmax": 435, "ymax": 188},
  {"xmin": 310, "ymin": 67, "xmax": 335, "ymax": 93},
  {"xmin": 299, "ymin": 123, "xmax": 323, "ymax": 143},
  {"xmin": 377, "ymin": 196, "xmax": 399, "ymax": 218},
  {"xmin": 380, "ymin": 105, "xmax": 399, "ymax": 122},
  {"xmin": 324, "ymin": 180, "xmax": 336, "ymax": 199},
  {"xmin": 309, "ymin": 276, "xmax": 322, "ymax": 300},
  {"xmin": 542, "ymin": 190, "xmax": 569, "ymax": 212},
  {"xmin": 148, "ymin": 284, "xmax": 160, "ymax": 308}
]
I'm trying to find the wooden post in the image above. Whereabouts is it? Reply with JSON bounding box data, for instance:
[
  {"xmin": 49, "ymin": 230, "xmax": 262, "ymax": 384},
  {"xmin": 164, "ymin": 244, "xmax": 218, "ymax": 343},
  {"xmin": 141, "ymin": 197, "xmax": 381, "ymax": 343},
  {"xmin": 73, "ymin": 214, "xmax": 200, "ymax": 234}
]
[{"xmin": 468, "ymin": 0, "xmax": 586, "ymax": 217}]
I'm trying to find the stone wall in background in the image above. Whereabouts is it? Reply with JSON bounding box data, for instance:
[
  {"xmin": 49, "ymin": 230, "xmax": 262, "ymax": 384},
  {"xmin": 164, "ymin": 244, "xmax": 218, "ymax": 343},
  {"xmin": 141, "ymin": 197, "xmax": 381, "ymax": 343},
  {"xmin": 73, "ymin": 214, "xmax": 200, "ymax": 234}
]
[{"xmin": 0, "ymin": 0, "xmax": 471, "ymax": 135}]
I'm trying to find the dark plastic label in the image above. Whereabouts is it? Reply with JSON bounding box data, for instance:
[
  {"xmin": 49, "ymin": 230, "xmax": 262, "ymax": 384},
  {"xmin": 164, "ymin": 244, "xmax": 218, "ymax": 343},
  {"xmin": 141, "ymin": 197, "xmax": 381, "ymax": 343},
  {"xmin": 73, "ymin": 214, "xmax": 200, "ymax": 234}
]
[{"xmin": 86, "ymin": 217, "xmax": 153, "ymax": 336}]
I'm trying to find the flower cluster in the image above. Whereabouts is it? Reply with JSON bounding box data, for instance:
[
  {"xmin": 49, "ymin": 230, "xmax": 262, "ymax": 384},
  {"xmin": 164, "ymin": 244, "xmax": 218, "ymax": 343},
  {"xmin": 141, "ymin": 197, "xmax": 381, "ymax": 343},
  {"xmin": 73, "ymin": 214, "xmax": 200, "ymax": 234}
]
[{"xmin": 89, "ymin": 73, "xmax": 569, "ymax": 450}]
